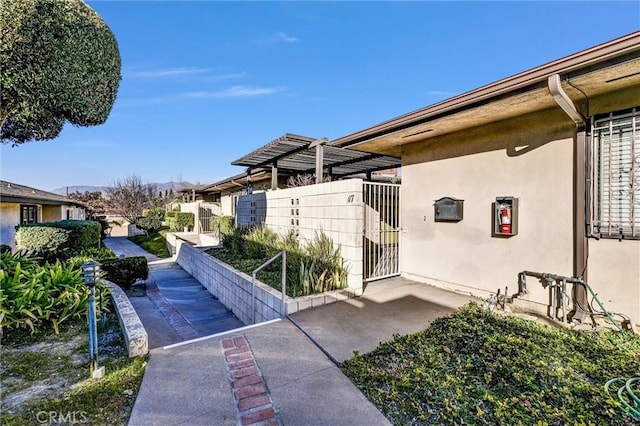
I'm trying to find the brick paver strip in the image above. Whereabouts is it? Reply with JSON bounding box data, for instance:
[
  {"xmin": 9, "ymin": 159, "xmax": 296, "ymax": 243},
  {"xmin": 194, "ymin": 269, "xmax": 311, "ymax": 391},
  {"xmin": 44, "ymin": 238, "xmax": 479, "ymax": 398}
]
[
  {"xmin": 146, "ymin": 280, "xmax": 199, "ymax": 341},
  {"xmin": 241, "ymin": 407, "xmax": 277, "ymax": 426},
  {"xmin": 222, "ymin": 336, "xmax": 281, "ymax": 426}
]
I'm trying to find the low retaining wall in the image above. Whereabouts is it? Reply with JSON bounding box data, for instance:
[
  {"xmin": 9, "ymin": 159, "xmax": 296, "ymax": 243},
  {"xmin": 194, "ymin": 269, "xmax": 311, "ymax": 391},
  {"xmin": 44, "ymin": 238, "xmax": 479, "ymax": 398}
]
[
  {"xmin": 105, "ymin": 281, "xmax": 148, "ymax": 357},
  {"xmin": 175, "ymin": 242, "xmax": 356, "ymax": 325}
]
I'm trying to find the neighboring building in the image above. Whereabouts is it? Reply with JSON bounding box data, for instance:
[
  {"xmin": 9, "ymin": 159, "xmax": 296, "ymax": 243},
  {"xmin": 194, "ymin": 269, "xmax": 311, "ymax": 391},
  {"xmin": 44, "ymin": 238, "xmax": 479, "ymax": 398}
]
[
  {"xmin": 332, "ymin": 32, "xmax": 640, "ymax": 326},
  {"xmin": 0, "ymin": 180, "xmax": 87, "ymax": 249}
]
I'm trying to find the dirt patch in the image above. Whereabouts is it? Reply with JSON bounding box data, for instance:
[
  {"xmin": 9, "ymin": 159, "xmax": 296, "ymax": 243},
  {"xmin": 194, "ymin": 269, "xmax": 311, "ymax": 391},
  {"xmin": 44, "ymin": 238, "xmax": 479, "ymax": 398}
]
[{"xmin": 1, "ymin": 320, "xmax": 126, "ymax": 415}]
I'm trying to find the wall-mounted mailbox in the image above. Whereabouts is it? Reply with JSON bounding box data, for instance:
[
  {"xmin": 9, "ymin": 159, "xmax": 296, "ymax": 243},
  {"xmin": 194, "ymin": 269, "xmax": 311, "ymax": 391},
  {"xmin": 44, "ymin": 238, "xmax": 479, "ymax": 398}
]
[
  {"xmin": 493, "ymin": 196, "xmax": 519, "ymax": 237},
  {"xmin": 434, "ymin": 197, "xmax": 464, "ymax": 222}
]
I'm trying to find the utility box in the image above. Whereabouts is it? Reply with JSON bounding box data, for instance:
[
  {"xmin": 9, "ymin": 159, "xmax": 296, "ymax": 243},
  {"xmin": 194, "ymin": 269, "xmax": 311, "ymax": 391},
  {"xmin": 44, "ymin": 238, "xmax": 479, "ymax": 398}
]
[
  {"xmin": 493, "ymin": 197, "xmax": 518, "ymax": 237},
  {"xmin": 434, "ymin": 197, "xmax": 464, "ymax": 222}
]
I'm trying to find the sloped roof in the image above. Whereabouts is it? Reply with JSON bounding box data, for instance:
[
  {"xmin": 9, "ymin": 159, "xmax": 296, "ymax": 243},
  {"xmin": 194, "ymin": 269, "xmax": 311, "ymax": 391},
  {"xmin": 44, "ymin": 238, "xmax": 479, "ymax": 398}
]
[
  {"xmin": 0, "ymin": 180, "xmax": 85, "ymax": 206},
  {"xmin": 232, "ymin": 133, "xmax": 400, "ymax": 177},
  {"xmin": 202, "ymin": 169, "xmax": 271, "ymax": 193}
]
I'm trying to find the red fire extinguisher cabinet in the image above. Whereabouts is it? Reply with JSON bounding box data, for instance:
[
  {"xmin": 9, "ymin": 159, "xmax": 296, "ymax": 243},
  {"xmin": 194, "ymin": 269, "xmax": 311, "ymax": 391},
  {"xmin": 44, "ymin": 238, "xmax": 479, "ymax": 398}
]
[{"xmin": 492, "ymin": 196, "xmax": 519, "ymax": 237}]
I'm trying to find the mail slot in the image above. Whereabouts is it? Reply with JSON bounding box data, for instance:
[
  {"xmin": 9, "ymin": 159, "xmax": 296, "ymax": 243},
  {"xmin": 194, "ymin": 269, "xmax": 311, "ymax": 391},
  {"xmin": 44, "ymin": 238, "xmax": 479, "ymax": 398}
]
[{"xmin": 434, "ymin": 197, "xmax": 464, "ymax": 222}]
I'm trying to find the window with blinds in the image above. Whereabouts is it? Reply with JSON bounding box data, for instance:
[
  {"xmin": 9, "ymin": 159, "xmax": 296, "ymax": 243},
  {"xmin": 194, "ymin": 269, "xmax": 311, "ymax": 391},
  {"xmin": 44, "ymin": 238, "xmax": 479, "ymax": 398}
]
[{"xmin": 591, "ymin": 108, "xmax": 639, "ymax": 239}]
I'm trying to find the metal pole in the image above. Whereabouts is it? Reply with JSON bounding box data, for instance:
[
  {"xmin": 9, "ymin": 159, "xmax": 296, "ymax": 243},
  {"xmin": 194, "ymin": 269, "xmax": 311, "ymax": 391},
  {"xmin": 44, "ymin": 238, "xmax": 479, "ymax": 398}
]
[
  {"xmin": 88, "ymin": 285, "xmax": 98, "ymax": 373},
  {"xmin": 251, "ymin": 272, "xmax": 256, "ymax": 324},
  {"xmin": 281, "ymin": 250, "xmax": 287, "ymax": 316}
]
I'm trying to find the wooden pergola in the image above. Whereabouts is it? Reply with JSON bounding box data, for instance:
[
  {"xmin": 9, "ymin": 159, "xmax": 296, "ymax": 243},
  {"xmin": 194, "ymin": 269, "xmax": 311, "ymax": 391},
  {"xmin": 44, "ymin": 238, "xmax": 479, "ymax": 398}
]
[{"xmin": 231, "ymin": 133, "xmax": 401, "ymax": 190}]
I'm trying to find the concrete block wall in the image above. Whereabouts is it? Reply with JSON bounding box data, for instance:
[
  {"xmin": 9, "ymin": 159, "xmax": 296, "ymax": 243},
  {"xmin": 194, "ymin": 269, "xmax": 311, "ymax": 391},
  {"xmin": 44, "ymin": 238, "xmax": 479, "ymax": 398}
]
[
  {"xmin": 236, "ymin": 179, "xmax": 365, "ymax": 294},
  {"xmin": 176, "ymin": 242, "xmax": 284, "ymax": 324},
  {"xmin": 175, "ymin": 242, "xmax": 357, "ymax": 324}
]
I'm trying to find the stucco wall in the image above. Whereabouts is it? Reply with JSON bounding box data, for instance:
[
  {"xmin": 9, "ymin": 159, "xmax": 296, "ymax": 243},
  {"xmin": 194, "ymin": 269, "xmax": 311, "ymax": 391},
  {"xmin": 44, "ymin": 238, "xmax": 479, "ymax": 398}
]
[
  {"xmin": 0, "ymin": 203, "xmax": 20, "ymax": 248},
  {"xmin": 587, "ymin": 239, "xmax": 640, "ymax": 326},
  {"xmin": 400, "ymin": 109, "xmax": 639, "ymax": 325},
  {"xmin": 42, "ymin": 205, "xmax": 62, "ymax": 222},
  {"xmin": 104, "ymin": 215, "xmax": 143, "ymax": 237},
  {"xmin": 401, "ymin": 113, "xmax": 575, "ymax": 316},
  {"xmin": 236, "ymin": 179, "xmax": 365, "ymax": 294}
]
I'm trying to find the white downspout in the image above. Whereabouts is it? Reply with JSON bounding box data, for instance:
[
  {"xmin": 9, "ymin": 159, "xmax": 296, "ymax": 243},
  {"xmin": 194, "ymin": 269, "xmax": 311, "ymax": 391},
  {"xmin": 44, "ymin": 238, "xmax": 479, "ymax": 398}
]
[{"xmin": 548, "ymin": 74, "xmax": 589, "ymax": 322}]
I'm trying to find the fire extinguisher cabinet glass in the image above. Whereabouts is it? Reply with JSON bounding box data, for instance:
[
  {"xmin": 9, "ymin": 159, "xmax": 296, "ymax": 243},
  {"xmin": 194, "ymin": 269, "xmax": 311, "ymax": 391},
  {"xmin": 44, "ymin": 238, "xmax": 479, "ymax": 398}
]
[{"xmin": 493, "ymin": 197, "xmax": 518, "ymax": 237}]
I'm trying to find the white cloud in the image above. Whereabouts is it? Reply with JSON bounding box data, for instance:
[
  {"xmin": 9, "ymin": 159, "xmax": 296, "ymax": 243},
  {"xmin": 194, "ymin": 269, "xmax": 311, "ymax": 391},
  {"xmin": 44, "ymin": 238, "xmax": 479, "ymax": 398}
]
[
  {"xmin": 126, "ymin": 67, "xmax": 210, "ymax": 78},
  {"xmin": 117, "ymin": 85, "xmax": 284, "ymax": 107},
  {"xmin": 275, "ymin": 32, "xmax": 298, "ymax": 43},
  {"xmin": 185, "ymin": 85, "xmax": 285, "ymax": 99},
  {"xmin": 202, "ymin": 72, "xmax": 248, "ymax": 82},
  {"xmin": 253, "ymin": 32, "xmax": 299, "ymax": 46}
]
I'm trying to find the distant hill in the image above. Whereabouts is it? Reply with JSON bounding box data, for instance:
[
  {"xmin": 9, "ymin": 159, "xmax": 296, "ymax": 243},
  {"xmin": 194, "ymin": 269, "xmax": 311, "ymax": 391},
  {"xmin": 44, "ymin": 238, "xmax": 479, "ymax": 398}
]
[{"xmin": 51, "ymin": 181, "xmax": 194, "ymax": 196}]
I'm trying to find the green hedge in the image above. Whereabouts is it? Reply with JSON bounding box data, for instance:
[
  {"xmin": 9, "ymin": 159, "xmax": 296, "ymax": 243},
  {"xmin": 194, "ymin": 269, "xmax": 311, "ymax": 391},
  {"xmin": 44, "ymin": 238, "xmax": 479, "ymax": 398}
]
[
  {"xmin": 17, "ymin": 220, "xmax": 100, "ymax": 253},
  {"xmin": 213, "ymin": 215, "xmax": 235, "ymax": 235},
  {"xmin": 50, "ymin": 220, "xmax": 101, "ymax": 249},
  {"xmin": 15, "ymin": 226, "xmax": 71, "ymax": 257},
  {"xmin": 135, "ymin": 216, "xmax": 163, "ymax": 234},
  {"xmin": 100, "ymin": 256, "xmax": 148, "ymax": 290},
  {"xmin": 171, "ymin": 212, "xmax": 194, "ymax": 231}
]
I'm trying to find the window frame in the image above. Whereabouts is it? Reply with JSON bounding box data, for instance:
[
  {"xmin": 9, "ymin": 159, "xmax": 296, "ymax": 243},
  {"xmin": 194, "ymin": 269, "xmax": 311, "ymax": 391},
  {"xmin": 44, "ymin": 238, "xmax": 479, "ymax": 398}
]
[
  {"xmin": 20, "ymin": 204, "xmax": 38, "ymax": 225},
  {"xmin": 589, "ymin": 107, "xmax": 639, "ymax": 240}
]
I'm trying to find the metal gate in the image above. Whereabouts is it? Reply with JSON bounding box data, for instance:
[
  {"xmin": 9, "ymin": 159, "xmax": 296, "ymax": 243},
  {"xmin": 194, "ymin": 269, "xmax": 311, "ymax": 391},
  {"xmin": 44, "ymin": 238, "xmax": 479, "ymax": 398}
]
[
  {"xmin": 363, "ymin": 182, "xmax": 400, "ymax": 281},
  {"xmin": 199, "ymin": 206, "xmax": 213, "ymax": 233}
]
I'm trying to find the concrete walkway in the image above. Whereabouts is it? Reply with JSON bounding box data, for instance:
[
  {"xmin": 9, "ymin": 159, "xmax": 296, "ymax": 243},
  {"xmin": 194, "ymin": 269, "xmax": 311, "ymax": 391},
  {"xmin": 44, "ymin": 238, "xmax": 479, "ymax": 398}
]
[
  {"xmin": 106, "ymin": 237, "xmax": 479, "ymax": 425},
  {"xmin": 103, "ymin": 237, "xmax": 243, "ymax": 349}
]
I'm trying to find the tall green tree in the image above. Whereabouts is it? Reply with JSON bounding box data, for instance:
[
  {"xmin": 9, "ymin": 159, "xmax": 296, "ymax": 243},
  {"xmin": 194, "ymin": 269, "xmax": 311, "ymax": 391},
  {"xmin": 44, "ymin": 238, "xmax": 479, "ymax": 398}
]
[{"xmin": 0, "ymin": 0, "xmax": 121, "ymax": 145}]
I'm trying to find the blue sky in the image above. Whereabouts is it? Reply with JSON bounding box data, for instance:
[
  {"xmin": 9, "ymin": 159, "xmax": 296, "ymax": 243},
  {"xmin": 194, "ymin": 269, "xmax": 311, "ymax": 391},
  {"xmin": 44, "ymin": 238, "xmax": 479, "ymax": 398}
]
[{"xmin": 1, "ymin": 1, "xmax": 639, "ymax": 191}]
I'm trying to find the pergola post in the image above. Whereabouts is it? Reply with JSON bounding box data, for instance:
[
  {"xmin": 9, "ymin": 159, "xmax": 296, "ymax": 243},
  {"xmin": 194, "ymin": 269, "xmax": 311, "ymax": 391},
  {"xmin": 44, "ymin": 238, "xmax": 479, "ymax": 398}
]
[
  {"xmin": 271, "ymin": 162, "xmax": 278, "ymax": 190},
  {"xmin": 310, "ymin": 138, "xmax": 328, "ymax": 184}
]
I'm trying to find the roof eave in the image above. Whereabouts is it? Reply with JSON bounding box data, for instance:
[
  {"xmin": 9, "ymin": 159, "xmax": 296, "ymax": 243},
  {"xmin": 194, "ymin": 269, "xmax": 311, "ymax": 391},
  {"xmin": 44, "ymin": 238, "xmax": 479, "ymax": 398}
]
[{"xmin": 331, "ymin": 31, "xmax": 640, "ymax": 149}]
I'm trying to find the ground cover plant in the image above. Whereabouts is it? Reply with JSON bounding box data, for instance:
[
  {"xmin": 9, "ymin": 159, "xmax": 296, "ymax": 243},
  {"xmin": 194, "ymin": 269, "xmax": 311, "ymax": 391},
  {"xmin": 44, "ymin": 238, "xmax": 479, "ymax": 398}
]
[
  {"xmin": 1, "ymin": 312, "xmax": 147, "ymax": 426},
  {"xmin": 342, "ymin": 303, "xmax": 640, "ymax": 425},
  {"xmin": 127, "ymin": 229, "xmax": 170, "ymax": 258},
  {"xmin": 207, "ymin": 225, "xmax": 348, "ymax": 297}
]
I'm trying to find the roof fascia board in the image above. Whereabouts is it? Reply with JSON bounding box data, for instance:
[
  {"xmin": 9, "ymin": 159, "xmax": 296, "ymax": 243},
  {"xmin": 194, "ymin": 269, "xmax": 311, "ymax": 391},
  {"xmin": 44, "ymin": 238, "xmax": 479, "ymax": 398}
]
[{"xmin": 0, "ymin": 196, "xmax": 81, "ymax": 206}]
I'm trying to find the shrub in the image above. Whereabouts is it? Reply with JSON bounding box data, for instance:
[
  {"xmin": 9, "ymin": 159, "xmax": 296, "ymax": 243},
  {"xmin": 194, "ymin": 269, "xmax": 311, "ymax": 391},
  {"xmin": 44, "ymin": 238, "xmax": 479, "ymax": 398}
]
[
  {"xmin": 95, "ymin": 216, "xmax": 111, "ymax": 239},
  {"xmin": 294, "ymin": 232, "xmax": 348, "ymax": 295},
  {"xmin": 164, "ymin": 211, "xmax": 176, "ymax": 231},
  {"xmin": 221, "ymin": 226, "xmax": 249, "ymax": 255},
  {"xmin": 172, "ymin": 212, "xmax": 194, "ymax": 231},
  {"xmin": 100, "ymin": 256, "xmax": 148, "ymax": 290},
  {"xmin": 213, "ymin": 226, "xmax": 347, "ymax": 296},
  {"xmin": 245, "ymin": 225, "xmax": 280, "ymax": 258},
  {"xmin": 15, "ymin": 225, "xmax": 71, "ymax": 259},
  {"xmin": 135, "ymin": 215, "xmax": 163, "ymax": 234},
  {"xmin": 213, "ymin": 215, "xmax": 235, "ymax": 236},
  {"xmin": 66, "ymin": 247, "xmax": 117, "ymax": 270},
  {"xmin": 46, "ymin": 220, "xmax": 101, "ymax": 250},
  {"xmin": 16, "ymin": 220, "xmax": 101, "ymax": 255},
  {"xmin": 0, "ymin": 252, "xmax": 93, "ymax": 334}
]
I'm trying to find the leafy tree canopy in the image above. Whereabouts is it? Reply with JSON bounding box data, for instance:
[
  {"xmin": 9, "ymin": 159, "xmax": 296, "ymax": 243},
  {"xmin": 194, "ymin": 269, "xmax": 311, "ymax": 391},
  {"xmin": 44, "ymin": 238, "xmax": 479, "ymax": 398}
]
[{"xmin": 0, "ymin": 0, "xmax": 121, "ymax": 145}]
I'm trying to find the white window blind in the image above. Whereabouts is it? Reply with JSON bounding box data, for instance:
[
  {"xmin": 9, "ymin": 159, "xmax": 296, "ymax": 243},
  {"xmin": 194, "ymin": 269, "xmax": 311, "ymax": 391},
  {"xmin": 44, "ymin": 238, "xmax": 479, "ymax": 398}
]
[{"xmin": 591, "ymin": 108, "xmax": 639, "ymax": 238}]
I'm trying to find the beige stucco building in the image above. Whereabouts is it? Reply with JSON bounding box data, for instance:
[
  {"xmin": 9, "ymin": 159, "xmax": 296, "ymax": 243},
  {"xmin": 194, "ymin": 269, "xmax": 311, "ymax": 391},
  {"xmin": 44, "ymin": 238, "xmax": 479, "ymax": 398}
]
[
  {"xmin": 0, "ymin": 180, "xmax": 87, "ymax": 249},
  {"xmin": 333, "ymin": 32, "xmax": 640, "ymax": 327}
]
